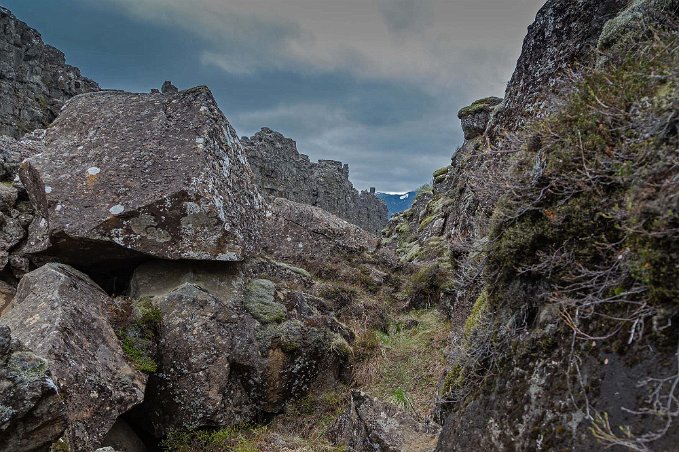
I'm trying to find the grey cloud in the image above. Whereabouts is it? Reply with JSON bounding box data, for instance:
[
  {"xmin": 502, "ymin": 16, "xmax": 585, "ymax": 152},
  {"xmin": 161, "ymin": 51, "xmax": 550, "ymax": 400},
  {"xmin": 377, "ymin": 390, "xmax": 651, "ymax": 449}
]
[
  {"xmin": 5, "ymin": 0, "xmax": 545, "ymax": 192},
  {"xmin": 378, "ymin": 0, "xmax": 434, "ymax": 35}
]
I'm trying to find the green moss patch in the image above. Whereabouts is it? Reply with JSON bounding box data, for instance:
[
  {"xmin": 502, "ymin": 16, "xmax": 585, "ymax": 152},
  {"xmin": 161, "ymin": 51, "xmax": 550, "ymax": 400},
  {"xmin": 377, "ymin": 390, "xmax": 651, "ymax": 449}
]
[
  {"xmin": 117, "ymin": 297, "xmax": 161, "ymax": 374},
  {"xmin": 457, "ymin": 96, "xmax": 502, "ymax": 118},
  {"xmin": 244, "ymin": 279, "xmax": 287, "ymax": 324}
]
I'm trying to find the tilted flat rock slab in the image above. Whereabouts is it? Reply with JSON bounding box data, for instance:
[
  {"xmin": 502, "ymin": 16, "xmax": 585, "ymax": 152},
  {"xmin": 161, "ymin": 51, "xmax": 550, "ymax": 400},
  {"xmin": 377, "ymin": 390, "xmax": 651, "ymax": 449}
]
[
  {"xmin": 0, "ymin": 263, "xmax": 146, "ymax": 451},
  {"xmin": 261, "ymin": 198, "xmax": 379, "ymax": 264},
  {"xmin": 19, "ymin": 87, "xmax": 262, "ymax": 265}
]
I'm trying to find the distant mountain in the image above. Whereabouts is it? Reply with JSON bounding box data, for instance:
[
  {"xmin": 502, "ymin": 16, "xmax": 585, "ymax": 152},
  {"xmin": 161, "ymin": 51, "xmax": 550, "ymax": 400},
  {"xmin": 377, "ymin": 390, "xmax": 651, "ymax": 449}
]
[{"xmin": 376, "ymin": 191, "xmax": 417, "ymax": 217}]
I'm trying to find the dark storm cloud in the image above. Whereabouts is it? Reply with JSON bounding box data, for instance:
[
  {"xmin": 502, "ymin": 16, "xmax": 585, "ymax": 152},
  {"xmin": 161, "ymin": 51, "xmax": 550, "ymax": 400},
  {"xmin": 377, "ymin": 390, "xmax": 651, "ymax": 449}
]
[{"xmin": 1, "ymin": 0, "xmax": 544, "ymax": 193}]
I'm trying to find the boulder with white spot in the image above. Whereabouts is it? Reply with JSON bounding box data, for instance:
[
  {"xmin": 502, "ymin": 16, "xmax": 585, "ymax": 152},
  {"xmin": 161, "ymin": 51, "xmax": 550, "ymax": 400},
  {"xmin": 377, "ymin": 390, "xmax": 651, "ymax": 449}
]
[{"xmin": 18, "ymin": 86, "xmax": 262, "ymax": 266}]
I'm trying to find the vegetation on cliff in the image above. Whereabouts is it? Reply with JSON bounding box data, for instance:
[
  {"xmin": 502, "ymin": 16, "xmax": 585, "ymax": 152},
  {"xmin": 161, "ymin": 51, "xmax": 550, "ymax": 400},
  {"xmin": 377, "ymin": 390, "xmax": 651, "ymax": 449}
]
[{"xmin": 435, "ymin": 22, "xmax": 679, "ymax": 451}]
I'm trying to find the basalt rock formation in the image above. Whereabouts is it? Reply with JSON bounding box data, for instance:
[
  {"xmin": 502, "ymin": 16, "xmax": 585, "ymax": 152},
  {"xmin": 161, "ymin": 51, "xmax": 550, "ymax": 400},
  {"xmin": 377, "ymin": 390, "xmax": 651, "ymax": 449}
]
[
  {"xmin": 0, "ymin": 20, "xmax": 391, "ymax": 445},
  {"xmin": 242, "ymin": 127, "xmax": 388, "ymax": 234},
  {"xmin": 2, "ymin": 1, "xmax": 678, "ymax": 451},
  {"xmin": 386, "ymin": 1, "xmax": 679, "ymax": 451},
  {"xmin": 0, "ymin": 7, "xmax": 98, "ymax": 138}
]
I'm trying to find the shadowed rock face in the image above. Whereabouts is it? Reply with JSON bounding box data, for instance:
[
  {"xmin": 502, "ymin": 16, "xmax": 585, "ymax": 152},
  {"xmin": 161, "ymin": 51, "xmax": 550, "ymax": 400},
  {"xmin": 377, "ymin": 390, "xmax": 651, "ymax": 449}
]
[
  {"xmin": 0, "ymin": 7, "xmax": 99, "ymax": 138},
  {"xmin": 0, "ymin": 264, "xmax": 146, "ymax": 451},
  {"xmin": 242, "ymin": 128, "xmax": 388, "ymax": 234},
  {"xmin": 0, "ymin": 325, "xmax": 67, "ymax": 452},
  {"xmin": 18, "ymin": 87, "xmax": 263, "ymax": 266}
]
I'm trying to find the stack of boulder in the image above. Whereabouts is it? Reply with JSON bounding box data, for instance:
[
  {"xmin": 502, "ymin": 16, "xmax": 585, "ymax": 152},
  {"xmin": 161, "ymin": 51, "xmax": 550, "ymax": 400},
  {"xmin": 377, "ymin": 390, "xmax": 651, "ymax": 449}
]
[{"xmin": 0, "ymin": 85, "xmax": 380, "ymax": 451}]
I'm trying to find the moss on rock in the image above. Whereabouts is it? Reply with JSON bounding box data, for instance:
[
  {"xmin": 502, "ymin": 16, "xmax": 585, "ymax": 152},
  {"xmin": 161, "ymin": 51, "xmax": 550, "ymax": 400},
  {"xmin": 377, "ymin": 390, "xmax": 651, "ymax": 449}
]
[
  {"xmin": 457, "ymin": 96, "xmax": 503, "ymax": 118},
  {"xmin": 244, "ymin": 279, "xmax": 287, "ymax": 324}
]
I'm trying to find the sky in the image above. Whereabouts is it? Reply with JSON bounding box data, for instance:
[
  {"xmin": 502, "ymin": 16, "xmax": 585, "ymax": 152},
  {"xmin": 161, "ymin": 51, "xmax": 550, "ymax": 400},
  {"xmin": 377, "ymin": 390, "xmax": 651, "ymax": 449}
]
[{"xmin": 3, "ymin": 0, "xmax": 544, "ymax": 193}]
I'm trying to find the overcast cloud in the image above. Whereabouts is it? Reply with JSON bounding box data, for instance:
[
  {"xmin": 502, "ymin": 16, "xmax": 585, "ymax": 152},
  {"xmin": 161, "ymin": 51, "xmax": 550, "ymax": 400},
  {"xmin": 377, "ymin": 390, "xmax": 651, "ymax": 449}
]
[{"xmin": 3, "ymin": 0, "xmax": 544, "ymax": 192}]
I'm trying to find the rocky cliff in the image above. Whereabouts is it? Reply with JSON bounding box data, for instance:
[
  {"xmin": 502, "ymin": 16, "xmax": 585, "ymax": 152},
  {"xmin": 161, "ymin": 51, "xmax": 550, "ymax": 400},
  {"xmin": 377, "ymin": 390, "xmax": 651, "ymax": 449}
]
[
  {"xmin": 0, "ymin": 7, "xmax": 98, "ymax": 138},
  {"xmin": 386, "ymin": 1, "xmax": 679, "ymax": 450},
  {"xmin": 242, "ymin": 127, "xmax": 388, "ymax": 234},
  {"xmin": 0, "ymin": 8, "xmax": 401, "ymax": 451},
  {"xmin": 1, "ymin": 1, "xmax": 678, "ymax": 451}
]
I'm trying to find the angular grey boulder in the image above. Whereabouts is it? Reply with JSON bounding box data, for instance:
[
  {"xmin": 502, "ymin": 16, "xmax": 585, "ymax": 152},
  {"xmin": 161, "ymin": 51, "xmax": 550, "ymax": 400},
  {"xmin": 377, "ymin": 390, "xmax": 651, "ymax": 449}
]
[
  {"xmin": 19, "ymin": 87, "xmax": 262, "ymax": 266},
  {"xmin": 143, "ymin": 282, "xmax": 263, "ymax": 436},
  {"xmin": 0, "ymin": 325, "xmax": 67, "ymax": 452},
  {"xmin": 0, "ymin": 263, "xmax": 146, "ymax": 451}
]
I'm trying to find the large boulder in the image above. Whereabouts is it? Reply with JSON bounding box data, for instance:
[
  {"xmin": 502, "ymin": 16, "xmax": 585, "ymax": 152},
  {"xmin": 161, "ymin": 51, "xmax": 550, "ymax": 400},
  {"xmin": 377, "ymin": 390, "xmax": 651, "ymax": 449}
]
[
  {"xmin": 0, "ymin": 7, "xmax": 99, "ymax": 139},
  {"xmin": 0, "ymin": 325, "xmax": 67, "ymax": 452},
  {"xmin": 329, "ymin": 390, "xmax": 439, "ymax": 452},
  {"xmin": 19, "ymin": 87, "xmax": 262, "ymax": 267},
  {"xmin": 0, "ymin": 264, "xmax": 146, "ymax": 451},
  {"xmin": 130, "ymin": 263, "xmax": 352, "ymax": 438},
  {"xmin": 142, "ymin": 282, "xmax": 263, "ymax": 436}
]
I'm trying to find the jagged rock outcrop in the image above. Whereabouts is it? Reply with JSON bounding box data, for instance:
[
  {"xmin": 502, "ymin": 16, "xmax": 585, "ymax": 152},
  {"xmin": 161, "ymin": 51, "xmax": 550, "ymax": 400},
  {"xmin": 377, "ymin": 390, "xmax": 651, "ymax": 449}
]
[
  {"xmin": 0, "ymin": 325, "xmax": 67, "ymax": 452},
  {"xmin": 429, "ymin": 3, "xmax": 679, "ymax": 451},
  {"xmin": 457, "ymin": 97, "xmax": 502, "ymax": 140},
  {"xmin": 18, "ymin": 87, "xmax": 263, "ymax": 267},
  {"xmin": 0, "ymin": 264, "xmax": 146, "ymax": 451},
  {"xmin": 242, "ymin": 128, "xmax": 387, "ymax": 233},
  {"xmin": 329, "ymin": 390, "xmax": 439, "ymax": 452},
  {"xmin": 488, "ymin": 0, "xmax": 628, "ymax": 134},
  {"xmin": 0, "ymin": 7, "xmax": 98, "ymax": 138}
]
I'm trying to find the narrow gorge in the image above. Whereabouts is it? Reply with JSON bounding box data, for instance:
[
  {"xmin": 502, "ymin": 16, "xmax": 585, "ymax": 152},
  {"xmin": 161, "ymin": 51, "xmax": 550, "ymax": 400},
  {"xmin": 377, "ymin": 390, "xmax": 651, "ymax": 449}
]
[{"xmin": 1, "ymin": 1, "xmax": 678, "ymax": 451}]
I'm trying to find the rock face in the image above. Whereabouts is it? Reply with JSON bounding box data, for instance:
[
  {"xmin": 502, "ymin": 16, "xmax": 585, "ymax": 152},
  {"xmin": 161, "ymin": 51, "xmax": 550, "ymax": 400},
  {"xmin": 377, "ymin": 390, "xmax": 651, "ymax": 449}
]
[
  {"xmin": 0, "ymin": 7, "xmax": 98, "ymax": 138},
  {"xmin": 330, "ymin": 390, "xmax": 439, "ymax": 452},
  {"xmin": 19, "ymin": 87, "xmax": 263, "ymax": 267},
  {"xmin": 0, "ymin": 325, "xmax": 67, "ymax": 452},
  {"xmin": 242, "ymin": 128, "xmax": 387, "ymax": 233},
  {"xmin": 489, "ymin": 0, "xmax": 628, "ymax": 134},
  {"xmin": 0, "ymin": 264, "xmax": 146, "ymax": 451}
]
